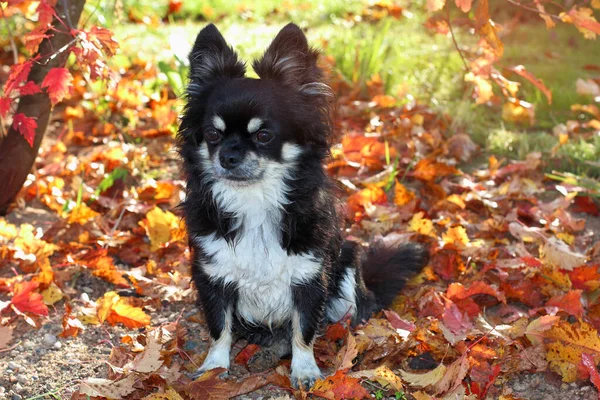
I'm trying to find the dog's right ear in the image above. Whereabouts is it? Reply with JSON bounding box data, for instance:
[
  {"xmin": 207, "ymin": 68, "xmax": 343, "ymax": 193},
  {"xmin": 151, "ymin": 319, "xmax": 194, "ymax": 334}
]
[{"xmin": 187, "ymin": 24, "xmax": 246, "ymax": 94}]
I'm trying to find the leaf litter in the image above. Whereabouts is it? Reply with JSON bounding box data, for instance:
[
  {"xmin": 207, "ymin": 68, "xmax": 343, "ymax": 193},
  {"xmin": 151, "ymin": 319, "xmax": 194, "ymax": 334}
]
[{"xmin": 1, "ymin": 4, "xmax": 600, "ymax": 400}]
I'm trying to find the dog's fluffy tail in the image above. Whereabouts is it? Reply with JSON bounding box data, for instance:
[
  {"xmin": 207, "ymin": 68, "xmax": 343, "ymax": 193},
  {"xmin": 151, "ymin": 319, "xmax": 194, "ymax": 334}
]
[{"xmin": 360, "ymin": 241, "xmax": 429, "ymax": 314}]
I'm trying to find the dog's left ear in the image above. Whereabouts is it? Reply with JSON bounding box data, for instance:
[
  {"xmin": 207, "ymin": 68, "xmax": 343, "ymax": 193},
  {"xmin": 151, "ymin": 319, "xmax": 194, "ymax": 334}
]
[
  {"xmin": 253, "ymin": 23, "xmax": 325, "ymax": 91},
  {"xmin": 188, "ymin": 24, "xmax": 246, "ymax": 94}
]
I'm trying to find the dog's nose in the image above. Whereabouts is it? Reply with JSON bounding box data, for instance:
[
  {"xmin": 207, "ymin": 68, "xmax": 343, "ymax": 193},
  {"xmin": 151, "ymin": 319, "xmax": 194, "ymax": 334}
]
[{"xmin": 219, "ymin": 148, "xmax": 242, "ymax": 169}]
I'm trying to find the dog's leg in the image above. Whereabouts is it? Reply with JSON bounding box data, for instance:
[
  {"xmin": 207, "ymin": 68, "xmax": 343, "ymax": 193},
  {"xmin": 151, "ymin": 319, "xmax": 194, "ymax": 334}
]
[
  {"xmin": 290, "ymin": 277, "xmax": 326, "ymax": 389},
  {"xmin": 191, "ymin": 267, "xmax": 236, "ymax": 378}
]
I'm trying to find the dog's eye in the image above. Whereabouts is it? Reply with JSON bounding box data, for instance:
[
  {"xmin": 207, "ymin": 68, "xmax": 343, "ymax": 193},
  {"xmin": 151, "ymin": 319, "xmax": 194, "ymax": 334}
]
[
  {"xmin": 255, "ymin": 131, "xmax": 274, "ymax": 144},
  {"xmin": 204, "ymin": 129, "xmax": 221, "ymax": 143}
]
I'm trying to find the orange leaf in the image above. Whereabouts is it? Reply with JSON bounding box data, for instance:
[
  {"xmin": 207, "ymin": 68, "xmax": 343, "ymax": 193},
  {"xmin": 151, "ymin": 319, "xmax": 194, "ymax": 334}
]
[
  {"xmin": 81, "ymin": 249, "xmax": 129, "ymax": 287},
  {"xmin": 10, "ymin": 281, "xmax": 48, "ymax": 316},
  {"xmin": 442, "ymin": 226, "xmax": 470, "ymax": 247},
  {"xmin": 412, "ymin": 159, "xmax": 458, "ymax": 181},
  {"xmin": 562, "ymin": 7, "xmax": 600, "ymax": 39},
  {"xmin": 311, "ymin": 370, "xmax": 370, "ymax": 400},
  {"xmin": 346, "ymin": 186, "xmax": 387, "ymax": 214},
  {"xmin": 234, "ymin": 344, "xmax": 260, "ymax": 367},
  {"xmin": 447, "ymin": 281, "xmax": 506, "ymax": 302},
  {"xmin": 107, "ymin": 298, "xmax": 151, "ymax": 329},
  {"xmin": 394, "ymin": 182, "xmax": 415, "ymax": 206},
  {"xmin": 41, "ymin": 68, "xmax": 73, "ymax": 106},
  {"xmin": 547, "ymin": 290, "xmax": 584, "ymax": 317},
  {"xmin": 88, "ymin": 26, "xmax": 120, "ymax": 57},
  {"xmin": 60, "ymin": 303, "xmax": 85, "ymax": 338},
  {"xmin": 508, "ymin": 65, "xmax": 552, "ymax": 104},
  {"xmin": 568, "ymin": 265, "xmax": 600, "ymax": 291}
]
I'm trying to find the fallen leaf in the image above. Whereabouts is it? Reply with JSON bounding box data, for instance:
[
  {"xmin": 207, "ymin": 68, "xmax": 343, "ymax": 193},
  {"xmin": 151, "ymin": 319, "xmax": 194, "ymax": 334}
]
[
  {"xmin": 581, "ymin": 353, "xmax": 600, "ymax": 393},
  {"xmin": 141, "ymin": 387, "xmax": 184, "ymax": 400},
  {"xmin": 401, "ymin": 363, "xmax": 447, "ymax": 388},
  {"xmin": 334, "ymin": 333, "xmax": 358, "ymax": 371},
  {"xmin": 79, "ymin": 375, "xmax": 138, "ymax": 398},
  {"xmin": 541, "ymin": 237, "xmax": 587, "ymax": 271},
  {"xmin": 546, "ymin": 290, "xmax": 584, "ymax": 317},
  {"xmin": 0, "ymin": 325, "xmax": 14, "ymax": 350},
  {"xmin": 311, "ymin": 370, "xmax": 370, "ymax": 400}
]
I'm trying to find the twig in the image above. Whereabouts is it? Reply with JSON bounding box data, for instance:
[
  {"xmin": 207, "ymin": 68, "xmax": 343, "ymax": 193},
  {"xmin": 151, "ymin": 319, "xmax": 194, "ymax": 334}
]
[
  {"xmin": 446, "ymin": 6, "xmax": 470, "ymax": 72},
  {"xmin": 0, "ymin": 340, "xmax": 22, "ymax": 353},
  {"xmin": 1, "ymin": 4, "xmax": 19, "ymax": 65},
  {"xmin": 504, "ymin": 0, "xmax": 562, "ymax": 21}
]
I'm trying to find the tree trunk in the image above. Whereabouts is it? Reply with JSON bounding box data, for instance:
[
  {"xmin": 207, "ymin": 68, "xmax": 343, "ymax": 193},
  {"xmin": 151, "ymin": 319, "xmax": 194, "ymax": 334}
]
[{"xmin": 0, "ymin": 0, "xmax": 86, "ymax": 215}]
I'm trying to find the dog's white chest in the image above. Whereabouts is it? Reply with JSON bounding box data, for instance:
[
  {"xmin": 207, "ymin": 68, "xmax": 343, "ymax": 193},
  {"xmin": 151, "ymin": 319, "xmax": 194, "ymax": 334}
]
[{"xmin": 197, "ymin": 208, "xmax": 320, "ymax": 327}]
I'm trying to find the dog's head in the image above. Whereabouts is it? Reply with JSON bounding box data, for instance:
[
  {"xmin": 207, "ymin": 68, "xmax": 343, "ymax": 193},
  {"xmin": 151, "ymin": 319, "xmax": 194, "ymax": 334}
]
[{"xmin": 178, "ymin": 23, "xmax": 332, "ymax": 186}]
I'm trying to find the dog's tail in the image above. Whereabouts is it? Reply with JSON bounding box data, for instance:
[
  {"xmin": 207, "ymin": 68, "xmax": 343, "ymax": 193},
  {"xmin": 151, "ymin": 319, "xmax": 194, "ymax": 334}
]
[{"xmin": 361, "ymin": 241, "xmax": 429, "ymax": 311}]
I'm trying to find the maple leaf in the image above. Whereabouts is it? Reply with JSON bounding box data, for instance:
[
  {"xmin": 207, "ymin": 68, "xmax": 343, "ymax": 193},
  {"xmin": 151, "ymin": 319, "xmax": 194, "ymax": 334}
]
[
  {"xmin": 311, "ymin": 370, "xmax": 370, "ymax": 400},
  {"xmin": 334, "ymin": 333, "xmax": 358, "ymax": 371},
  {"xmin": 465, "ymin": 73, "xmax": 493, "ymax": 104},
  {"xmin": 546, "ymin": 320, "xmax": 600, "ymax": 382},
  {"xmin": 96, "ymin": 291, "xmax": 151, "ymax": 328},
  {"xmin": 383, "ymin": 309, "xmax": 416, "ymax": 332},
  {"xmin": 41, "ymin": 68, "xmax": 73, "ymax": 106},
  {"xmin": 568, "ymin": 265, "xmax": 600, "ymax": 291},
  {"xmin": 561, "ymin": 7, "xmax": 600, "ymax": 39},
  {"xmin": 394, "ymin": 181, "xmax": 415, "ymax": 206},
  {"xmin": 546, "ymin": 290, "xmax": 584, "ymax": 317},
  {"xmin": 10, "ymin": 281, "xmax": 48, "ymax": 316},
  {"xmin": 408, "ymin": 212, "xmax": 436, "ymax": 237},
  {"xmin": 128, "ymin": 330, "xmax": 163, "ymax": 372},
  {"xmin": 502, "ymin": 100, "xmax": 534, "ymax": 125},
  {"xmin": 81, "ymin": 250, "xmax": 129, "ymax": 287},
  {"xmin": 326, "ymin": 323, "xmax": 348, "ymax": 341},
  {"xmin": 17, "ymin": 81, "xmax": 42, "ymax": 96},
  {"xmin": 442, "ymin": 226, "xmax": 470, "ymax": 247},
  {"xmin": 0, "ymin": 96, "xmax": 11, "ymax": 118},
  {"xmin": 41, "ymin": 283, "xmax": 63, "ymax": 305},
  {"xmin": 23, "ymin": 30, "xmax": 52, "ymax": 54},
  {"xmin": 67, "ymin": 203, "xmax": 100, "ymax": 224},
  {"xmin": 12, "ymin": 113, "xmax": 37, "ymax": 147},
  {"xmin": 79, "ymin": 375, "xmax": 137, "ymax": 398},
  {"xmin": 446, "ymin": 281, "xmax": 506, "ymax": 303},
  {"xmin": 535, "ymin": 1, "xmax": 556, "ymax": 28},
  {"xmin": 184, "ymin": 369, "xmax": 268, "ymax": 400},
  {"xmin": 88, "ymin": 26, "xmax": 120, "ymax": 57},
  {"xmin": 140, "ymin": 206, "xmax": 181, "ymax": 251},
  {"xmin": 3, "ymin": 61, "xmax": 33, "ymax": 95},
  {"xmin": 36, "ymin": 0, "xmax": 56, "ymax": 27},
  {"xmin": 433, "ymin": 355, "xmax": 470, "ymax": 395}
]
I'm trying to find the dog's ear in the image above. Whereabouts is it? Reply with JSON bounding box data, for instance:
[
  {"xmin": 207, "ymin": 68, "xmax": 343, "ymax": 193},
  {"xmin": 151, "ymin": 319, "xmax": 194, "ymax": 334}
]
[
  {"xmin": 188, "ymin": 24, "xmax": 246, "ymax": 93},
  {"xmin": 253, "ymin": 23, "xmax": 326, "ymax": 92}
]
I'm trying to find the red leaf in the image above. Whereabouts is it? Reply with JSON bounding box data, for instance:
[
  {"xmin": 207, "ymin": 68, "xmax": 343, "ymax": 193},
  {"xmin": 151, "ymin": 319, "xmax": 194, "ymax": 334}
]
[
  {"xmin": 573, "ymin": 196, "xmax": 600, "ymax": 216},
  {"xmin": 3, "ymin": 61, "xmax": 33, "ymax": 96},
  {"xmin": 0, "ymin": 97, "xmax": 11, "ymax": 118},
  {"xmin": 508, "ymin": 65, "xmax": 552, "ymax": 104},
  {"xmin": 37, "ymin": 0, "xmax": 56, "ymax": 28},
  {"xmin": 18, "ymin": 81, "xmax": 42, "ymax": 96},
  {"xmin": 12, "ymin": 113, "xmax": 37, "ymax": 147},
  {"xmin": 446, "ymin": 281, "xmax": 506, "ymax": 302},
  {"xmin": 10, "ymin": 281, "xmax": 48, "ymax": 316},
  {"xmin": 326, "ymin": 323, "xmax": 348, "ymax": 341},
  {"xmin": 234, "ymin": 344, "xmax": 260, "ymax": 367},
  {"xmin": 547, "ymin": 290, "xmax": 584, "ymax": 317},
  {"xmin": 582, "ymin": 353, "xmax": 600, "ymax": 392},
  {"xmin": 568, "ymin": 265, "xmax": 600, "ymax": 290},
  {"xmin": 41, "ymin": 68, "xmax": 73, "ymax": 105},
  {"xmin": 383, "ymin": 309, "xmax": 416, "ymax": 331},
  {"xmin": 442, "ymin": 298, "xmax": 471, "ymax": 335}
]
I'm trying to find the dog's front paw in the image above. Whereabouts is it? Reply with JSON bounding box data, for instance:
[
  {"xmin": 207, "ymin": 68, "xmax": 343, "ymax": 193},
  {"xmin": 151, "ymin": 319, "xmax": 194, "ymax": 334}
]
[{"xmin": 290, "ymin": 364, "xmax": 322, "ymax": 389}]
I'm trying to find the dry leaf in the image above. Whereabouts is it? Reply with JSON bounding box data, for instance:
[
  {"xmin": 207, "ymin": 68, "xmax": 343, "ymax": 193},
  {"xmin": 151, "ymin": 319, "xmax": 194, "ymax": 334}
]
[{"xmin": 79, "ymin": 375, "xmax": 137, "ymax": 398}]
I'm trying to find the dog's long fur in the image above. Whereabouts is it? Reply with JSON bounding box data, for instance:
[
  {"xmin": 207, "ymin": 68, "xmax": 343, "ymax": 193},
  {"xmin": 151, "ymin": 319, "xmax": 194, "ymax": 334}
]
[{"xmin": 177, "ymin": 23, "xmax": 429, "ymax": 387}]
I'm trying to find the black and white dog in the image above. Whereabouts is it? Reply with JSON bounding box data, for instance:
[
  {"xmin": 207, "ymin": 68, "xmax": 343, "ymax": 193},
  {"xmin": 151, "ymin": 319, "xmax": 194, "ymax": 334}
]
[{"xmin": 177, "ymin": 23, "xmax": 428, "ymax": 388}]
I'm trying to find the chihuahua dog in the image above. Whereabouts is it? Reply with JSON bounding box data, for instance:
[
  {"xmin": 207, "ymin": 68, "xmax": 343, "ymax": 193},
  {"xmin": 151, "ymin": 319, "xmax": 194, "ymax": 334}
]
[{"xmin": 177, "ymin": 23, "xmax": 428, "ymax": 388}]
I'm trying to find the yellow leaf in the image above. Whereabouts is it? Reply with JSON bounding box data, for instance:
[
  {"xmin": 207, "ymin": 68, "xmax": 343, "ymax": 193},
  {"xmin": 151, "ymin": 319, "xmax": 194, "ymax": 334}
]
[
  {"xmin": 394, "ymin": 182, "xmax": 415, "ymax": 206},
  {"xmin": 42, "ymin": 283, "xmax": 64, "ymax": 305},
  {"xmin": 502, "ymin": 100, "xmax": 535, "ymax": 125},
  {"xmin": 401, "ymin": 363, "xmax": 446, "ymax": 388},
  {"xmin": 446, "ymin": 194, "xmax": 466, "ymax": 209},
  {"xmin": 408, "ymin": 212, "xmax": 436, "ymax": 237},
  {"xmin": 68, "ymin": 203, "xmax": 99, "ymax": 225},
  {"xmin": 140, "ymin": 206, "xmax": 180, "ymax": 251},
  {"xmin": 141, "ymin": 388, "xmax": 184, "ymax": 400},
  {"xmin": 465, "ymin": 72, "xmax": 493, "ymax": 104},
  {"xmin": 593, "ymin": 0, "xmax": 600, "ymax": 9},
  {"xmin": 109, "ymin": 299, "xmax": 151, "ymax": 328},
  {"xmin": 556, "ymin": 232, "xmax": 575, "ymax": 245},
  {"xmin": 350, "ymin": 365, "xmax": 403, "ymax": 391},
  {"xmin": 442, "ymin": 226, "xmax": 470, "ymax": 247},
  {"xmin": 96, "ymin": 291, "xmax": 120, "ymax": 323},
  {"xmin": 0, "ymin": 220, "xmax": 18, "ymax": 240},
  {"xmin": 546, "ymin": 320, "xmax": 600, "ymax": 382},
  {"xmin": 561, "ymin": 7, "xmax": 600, "ymax": 39}
]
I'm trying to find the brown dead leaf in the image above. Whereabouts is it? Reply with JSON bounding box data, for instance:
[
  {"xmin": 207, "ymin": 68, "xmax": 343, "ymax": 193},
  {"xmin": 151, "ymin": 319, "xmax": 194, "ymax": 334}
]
[{"xmin": 79, "ymin": 375, "xmax": 138, "ymax": 398}]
